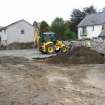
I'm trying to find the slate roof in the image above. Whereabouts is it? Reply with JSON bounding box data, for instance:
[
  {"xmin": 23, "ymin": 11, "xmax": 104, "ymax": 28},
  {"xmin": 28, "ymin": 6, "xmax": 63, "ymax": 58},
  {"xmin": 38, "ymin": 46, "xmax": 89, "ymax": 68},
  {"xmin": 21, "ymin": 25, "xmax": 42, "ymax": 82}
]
[
  {"xmin": 0, "ymin": 26, "xmax": 3, "ymax": 29},
  {"xmin": 0, "ymin": 19, "xmax": 33, "ymax": 31},
  {"xmin": 78, "ymin": 12, "xmax": 105, "ymax": 27}
]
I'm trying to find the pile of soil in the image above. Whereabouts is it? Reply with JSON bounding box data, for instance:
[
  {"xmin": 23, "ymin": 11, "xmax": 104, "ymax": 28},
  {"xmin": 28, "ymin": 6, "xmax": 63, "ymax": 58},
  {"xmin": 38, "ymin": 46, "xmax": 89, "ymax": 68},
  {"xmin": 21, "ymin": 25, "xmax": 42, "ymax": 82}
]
[{"xmin": 46, "ymin": 46, "xmax": 105, "ymax": 64}]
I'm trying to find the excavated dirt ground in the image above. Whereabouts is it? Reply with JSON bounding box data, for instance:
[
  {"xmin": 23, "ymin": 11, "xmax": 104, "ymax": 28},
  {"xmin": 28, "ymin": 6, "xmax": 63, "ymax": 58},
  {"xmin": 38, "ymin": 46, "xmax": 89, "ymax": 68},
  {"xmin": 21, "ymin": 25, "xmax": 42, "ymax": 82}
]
[
  {"xmin": 0, "ymin": 56, "xmax": 105, "ymax": 105},
  {"xmin": 46, "ymin": 46, "xmax": 105, "ymax": 64}
]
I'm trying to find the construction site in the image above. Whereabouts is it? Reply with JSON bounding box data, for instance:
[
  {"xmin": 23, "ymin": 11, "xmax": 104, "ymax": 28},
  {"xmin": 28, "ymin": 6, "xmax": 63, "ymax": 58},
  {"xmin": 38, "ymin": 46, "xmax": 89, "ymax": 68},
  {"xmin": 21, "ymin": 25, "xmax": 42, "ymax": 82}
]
[
  {"xmin": 1, "ymin": 0, "xmax": 105, "ymax": 104},
  {"xmin": 0, "ymin": 17, "xmax": 105, "ymax": 104},
  {"xmin": 0, "ymin": 38, "xmax": 105, "ymax": 105}
]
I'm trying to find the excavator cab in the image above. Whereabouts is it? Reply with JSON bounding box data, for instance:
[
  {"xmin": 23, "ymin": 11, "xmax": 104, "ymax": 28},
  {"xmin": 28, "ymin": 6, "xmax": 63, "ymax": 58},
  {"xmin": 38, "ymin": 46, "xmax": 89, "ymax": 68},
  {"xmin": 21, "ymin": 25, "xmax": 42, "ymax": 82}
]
[
  {"xmin": 41, "ymin": 32, "xmax": 56, "ymax": 43},
  {"xmin": 39, "ymin": 32, "xmax": 56, "ymax": 54}
]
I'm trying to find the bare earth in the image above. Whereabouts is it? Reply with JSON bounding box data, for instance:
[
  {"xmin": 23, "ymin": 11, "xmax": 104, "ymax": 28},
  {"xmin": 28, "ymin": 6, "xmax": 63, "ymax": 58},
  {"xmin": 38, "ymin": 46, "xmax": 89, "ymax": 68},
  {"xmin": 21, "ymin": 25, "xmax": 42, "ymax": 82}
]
[{"xmin": 0, "ymin": 56, "xmax": 105, "ymax": 105}]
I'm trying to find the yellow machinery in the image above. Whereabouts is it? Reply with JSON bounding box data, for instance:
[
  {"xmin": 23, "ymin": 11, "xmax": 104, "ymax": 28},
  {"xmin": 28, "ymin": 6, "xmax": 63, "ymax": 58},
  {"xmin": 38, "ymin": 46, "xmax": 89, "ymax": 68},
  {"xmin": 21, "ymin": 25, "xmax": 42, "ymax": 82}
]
[{"xmin": 34, "ymin": 23, "xmax": 68, "ymax": 54}]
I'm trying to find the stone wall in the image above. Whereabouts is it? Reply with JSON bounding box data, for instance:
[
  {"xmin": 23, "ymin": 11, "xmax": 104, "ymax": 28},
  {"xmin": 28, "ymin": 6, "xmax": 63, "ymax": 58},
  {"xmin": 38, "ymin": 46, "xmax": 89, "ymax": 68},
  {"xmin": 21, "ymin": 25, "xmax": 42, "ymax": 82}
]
[
  {"xmin": 64, "ymin": 38, "xmax": 105, "ymax": 54},
  {"xmin": 90, "ymin": 38, "xmax": 105, "ymax": 54}
]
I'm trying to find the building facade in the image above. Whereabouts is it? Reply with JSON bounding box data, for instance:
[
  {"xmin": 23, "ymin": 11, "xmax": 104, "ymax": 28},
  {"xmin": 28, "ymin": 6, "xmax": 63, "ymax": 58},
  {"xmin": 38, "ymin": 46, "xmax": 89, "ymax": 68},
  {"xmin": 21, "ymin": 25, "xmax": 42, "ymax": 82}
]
[
  {"xmin": 78, "ymin": 12, "xmax": 105, "ymax": 39},
  {"xmin": 0, "ymin": 19, "xmax": 35, "ymax": 45}
]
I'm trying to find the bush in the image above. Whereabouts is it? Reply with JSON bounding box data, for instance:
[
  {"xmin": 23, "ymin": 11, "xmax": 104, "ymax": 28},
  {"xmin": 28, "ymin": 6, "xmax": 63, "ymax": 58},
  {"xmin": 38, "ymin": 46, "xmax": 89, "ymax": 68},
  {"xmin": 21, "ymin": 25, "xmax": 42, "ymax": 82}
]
[{"xmin": 64, "ymin": 28, "xmax": 77, "ymax": 40}]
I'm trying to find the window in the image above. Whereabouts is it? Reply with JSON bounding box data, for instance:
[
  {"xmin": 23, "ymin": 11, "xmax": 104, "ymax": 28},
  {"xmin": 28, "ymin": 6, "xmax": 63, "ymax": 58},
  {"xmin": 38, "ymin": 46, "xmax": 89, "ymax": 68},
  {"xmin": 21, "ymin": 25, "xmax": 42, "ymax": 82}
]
[
  {"xmin": 79, "ymin": 27, "xmax": 87, "ymax": 36},
  {"xmin": 20, "ymin": 29, "xmax": 25, "ymax": 34},
  {"xmin": 93, "ymin": 26, "xmax": 94, "ymax": 31},
  {"xmin": 80, "ymin": 30, "xmax": 82, "ymax": 35},
  {"xmin": 0, "ymin": 35, "xmax": 1, "ymax": 42},
  {"xmin": 83, "ymin": 26, "xmax": 87, "ymax": 36}
]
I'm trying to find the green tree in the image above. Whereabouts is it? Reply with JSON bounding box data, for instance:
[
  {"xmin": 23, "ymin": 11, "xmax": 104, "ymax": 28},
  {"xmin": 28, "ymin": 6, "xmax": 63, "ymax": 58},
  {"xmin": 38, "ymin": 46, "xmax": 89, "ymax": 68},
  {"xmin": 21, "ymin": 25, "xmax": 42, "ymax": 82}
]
[
  {"xmin": 70, "ymin": 9, "xmax": 85, "ymax": 34},
  {"xmin": 51, "ymin": 18, "xmax": 77, "ymax": 40},
  {"xmin": 51, "ymin": 17, "xmax": 65, "ymax": 39},
  {"xmin": 83, "ymin": 5, "xmax": 97, "ymax": 15},
  {"xmin": 64, "ymin": 21, "xmax": 77, "ymax": 40},
  {"xmin": 64, "ymin": 29, "xmax": 77, "ymax": 40},
  {"xmin": 64, "ymin": 21, "xmax": 77, "ymax": 34},
  {"xmin": 71, "ymin": 9, "xmax": 85, "ymax": 23},
  {"xmin": 40, "ymin": 21, "xmax": 49, "ymax": 33}
]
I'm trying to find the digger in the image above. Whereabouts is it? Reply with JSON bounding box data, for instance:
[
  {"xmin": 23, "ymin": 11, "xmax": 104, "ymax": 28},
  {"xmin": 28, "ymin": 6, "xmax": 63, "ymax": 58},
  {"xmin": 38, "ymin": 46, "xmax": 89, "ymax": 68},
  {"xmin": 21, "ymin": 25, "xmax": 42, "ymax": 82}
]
[{"xmin": 34, "ymin": 22, "xmax": 69, "ymax": 54}]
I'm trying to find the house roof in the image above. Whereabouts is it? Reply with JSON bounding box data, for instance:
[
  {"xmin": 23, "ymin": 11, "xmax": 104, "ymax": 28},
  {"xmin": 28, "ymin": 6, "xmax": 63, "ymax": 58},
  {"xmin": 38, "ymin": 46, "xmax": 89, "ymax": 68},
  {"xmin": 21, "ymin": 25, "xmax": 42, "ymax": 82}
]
[
  {"xmin": 0, "ymin": 19, "xmax": 33, "ymax": 31},
  {"xmin": 0, "ymin": 26, "xmax": 3, "ymax": 28},
  {"xmin": 78, "ymin": 12, "xmax": 105, "ymax": 27}
]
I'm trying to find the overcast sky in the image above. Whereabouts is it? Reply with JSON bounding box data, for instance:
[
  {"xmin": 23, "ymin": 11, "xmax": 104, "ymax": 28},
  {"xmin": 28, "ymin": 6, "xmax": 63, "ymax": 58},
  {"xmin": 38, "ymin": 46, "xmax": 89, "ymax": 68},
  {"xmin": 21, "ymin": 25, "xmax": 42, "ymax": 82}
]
[{"xmin": 0, "ymin": 0, "xmax": 105, "ymax": 26}]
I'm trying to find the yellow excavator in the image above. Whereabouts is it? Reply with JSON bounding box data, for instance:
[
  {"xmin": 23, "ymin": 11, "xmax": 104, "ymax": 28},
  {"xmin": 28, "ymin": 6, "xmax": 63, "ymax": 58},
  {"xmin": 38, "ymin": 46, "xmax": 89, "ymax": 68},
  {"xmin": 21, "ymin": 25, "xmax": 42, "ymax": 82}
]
[{"xmin": 34, "ymin": 22, "xmax": 69, "ymax": 54}]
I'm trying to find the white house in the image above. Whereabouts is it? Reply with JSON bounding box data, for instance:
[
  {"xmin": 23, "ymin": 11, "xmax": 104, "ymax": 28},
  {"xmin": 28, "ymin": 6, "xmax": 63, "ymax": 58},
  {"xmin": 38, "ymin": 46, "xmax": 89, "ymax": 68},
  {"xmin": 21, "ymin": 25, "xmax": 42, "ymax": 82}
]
[
  {"xmin": 0, "ymin": 19, "xmax": 35, "ymax": 45},
  {"xmin": 78, "ymin": 12, "xmax": 105, "ymax": 39}
]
